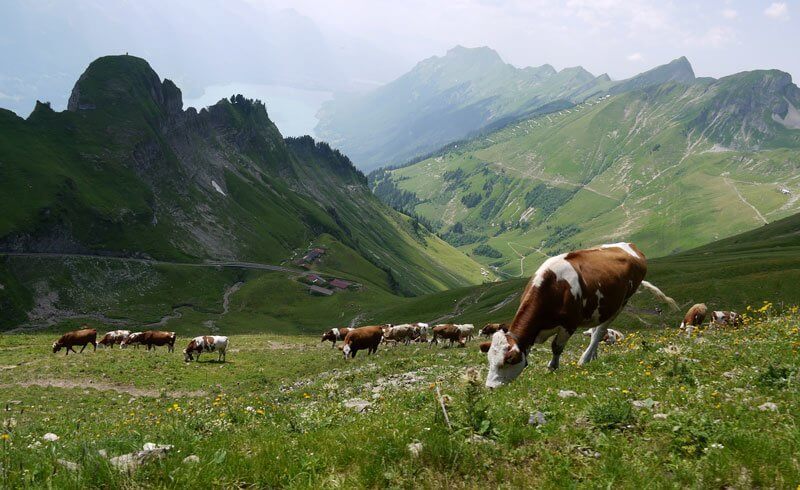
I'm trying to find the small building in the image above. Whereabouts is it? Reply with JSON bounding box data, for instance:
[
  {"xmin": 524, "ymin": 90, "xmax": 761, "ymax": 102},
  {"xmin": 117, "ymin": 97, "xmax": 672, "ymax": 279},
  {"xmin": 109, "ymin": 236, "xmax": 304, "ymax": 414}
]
[
  {"xmin": 329, "ymin": 279, "xmax": 353, "ymax": 290},
  {"xmin": 308, "ymin": 285, "xmax": 334, "ymax": 296},
  {"xmin": 306, "ymin": 274, "xmax": 326, "ymax": 285}
]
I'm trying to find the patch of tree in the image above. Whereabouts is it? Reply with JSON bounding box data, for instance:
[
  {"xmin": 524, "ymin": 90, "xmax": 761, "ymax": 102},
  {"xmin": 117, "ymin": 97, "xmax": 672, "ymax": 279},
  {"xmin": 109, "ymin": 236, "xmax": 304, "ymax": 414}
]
[
  {"xmin": 479, "ymin": 198, "xmax": 498, "ymax": 220},
  {"xmin": 440, "ymin": 221, "xmax": 485, "ymax": 247},
  {"xmin": 524, "ymin": 184, "xmax": 575, "ymax": 217},
  {"xmin": 541, "ymin": 224, "xmax": 581, "ymax": 252},
  {"xmin": 442, "ymin": 168, "xmax": 465, "ymax": 185},
  {"xmin": 473, "ymin": 243, "xmax": 503, "ymax": 258},
  {"xmin": 369, "ymin": 169, "xmax": 420, "ymax": 214},
  {"xmin": 461, "ymin": 193, "xmax": 483, "ymax": 208},
  {"xmin": 651, "ymin": 144, "xmax": 661, "ymax": 153},
  {"xmin": 286, "ymin": 135, "xmax": 367, "ymax": 185}
]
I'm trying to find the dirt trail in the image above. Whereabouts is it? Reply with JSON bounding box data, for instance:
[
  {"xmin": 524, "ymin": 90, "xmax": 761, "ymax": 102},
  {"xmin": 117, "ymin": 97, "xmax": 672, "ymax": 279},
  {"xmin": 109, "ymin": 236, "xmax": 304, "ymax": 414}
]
[
  {"xmin": 724, "ymin": 177, "xmax": 768, "ymax": 224},
  {"xmin": 0, "ymin": 379, "xmax": 206, "ymax": 398},
  {"xmin": 222, "ymin": 282, "xmax": 244, "ymax": 315}
]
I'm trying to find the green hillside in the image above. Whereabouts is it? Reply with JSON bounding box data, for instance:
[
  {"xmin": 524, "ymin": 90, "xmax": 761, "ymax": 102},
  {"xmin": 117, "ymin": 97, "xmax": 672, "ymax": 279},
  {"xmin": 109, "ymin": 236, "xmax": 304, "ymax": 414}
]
[
  {"xmin": 316, "ymin": 48, "xmax": 698, "ymax": 170},
  {"xmin": 0, "ymin": 55, "xmax": 493, "ymax": 329},
  {"xmin": 373, "ymin": 70, "xmax": 800, "ymax": 277}
]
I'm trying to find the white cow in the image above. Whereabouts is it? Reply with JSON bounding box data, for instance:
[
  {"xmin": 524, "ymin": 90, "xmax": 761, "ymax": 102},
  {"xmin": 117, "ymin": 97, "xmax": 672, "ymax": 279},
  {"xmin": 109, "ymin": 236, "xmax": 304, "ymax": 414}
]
[
  {"xmin": 583, "ymin": 328, "xmax": 625, "ymax": 344},
  {"xmin": 456, "ymin": 324, "xmax": 475, "ymax": 342}
]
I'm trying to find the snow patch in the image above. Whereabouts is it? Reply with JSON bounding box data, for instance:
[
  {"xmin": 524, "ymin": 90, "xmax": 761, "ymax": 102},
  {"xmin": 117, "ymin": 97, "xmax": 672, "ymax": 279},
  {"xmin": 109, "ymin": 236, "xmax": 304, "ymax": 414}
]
[{"xmin": 211, "ymin": 180, "xmax": 226, "ymax": 196}]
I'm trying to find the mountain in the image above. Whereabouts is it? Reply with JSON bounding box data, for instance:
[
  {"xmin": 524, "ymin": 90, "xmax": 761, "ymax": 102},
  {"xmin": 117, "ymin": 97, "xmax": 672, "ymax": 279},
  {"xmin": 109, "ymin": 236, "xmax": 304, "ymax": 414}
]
[
  {"xmin": 315, "ymin": 48, "xmax": 704, "ymax": 171},
  {"xmin": 0, "ymin": 55, "xmax": 491, "ymax": 301},
  {"xmin": 371, "ymin": 68, "xmax": 800, "ymax": 277}
]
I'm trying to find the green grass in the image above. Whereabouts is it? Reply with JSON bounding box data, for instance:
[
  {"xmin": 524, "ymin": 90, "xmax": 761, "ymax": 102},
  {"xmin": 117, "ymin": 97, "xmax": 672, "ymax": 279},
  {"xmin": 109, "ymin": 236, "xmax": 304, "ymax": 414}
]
[{"xmin": 1, "ymin": 310, "xmax": 798, "ymax": 488}]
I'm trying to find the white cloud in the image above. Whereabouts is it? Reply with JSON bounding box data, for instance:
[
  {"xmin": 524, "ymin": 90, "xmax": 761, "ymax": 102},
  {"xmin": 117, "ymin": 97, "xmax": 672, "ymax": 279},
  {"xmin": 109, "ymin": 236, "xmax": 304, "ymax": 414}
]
[
  {"xmin": 764, "ymin": 2, "xmax": 789, "ymax": 20},
  {"xmin": 627, "ymin": 52, "xmax": 643, "ymax": 62},
  {"xmin": 691, "ymin": 26, "xmax": 736, "ymax": 48},
  {"xmin": 722, "ymin": 9, "xmax": 738, "ymax": 20}
]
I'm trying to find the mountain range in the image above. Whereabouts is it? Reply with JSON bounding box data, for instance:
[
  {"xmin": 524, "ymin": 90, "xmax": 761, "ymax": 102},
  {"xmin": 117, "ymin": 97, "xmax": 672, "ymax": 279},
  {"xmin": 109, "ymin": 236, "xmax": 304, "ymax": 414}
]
[
  {"xmin": 0, "ymin": 55, "xmax": 490, "ymax": 303},
  {"xmin": 371, "ymin": 60, "xmax": 800, "ymax": 276},
  {"xmin": 316, "ymin": 46, "xmax": 698, "ymax": 171}
]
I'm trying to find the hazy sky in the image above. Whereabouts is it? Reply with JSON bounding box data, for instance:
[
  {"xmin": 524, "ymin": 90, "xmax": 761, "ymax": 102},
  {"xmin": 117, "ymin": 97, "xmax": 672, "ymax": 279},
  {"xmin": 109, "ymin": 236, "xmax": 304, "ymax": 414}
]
[
  {"xmin": 270, "ymin": 0, "xmax": 799, "ymax": 80},
  {"xmin": 2, "ymin": 0, "xmax": 799, "ymax": 133}
]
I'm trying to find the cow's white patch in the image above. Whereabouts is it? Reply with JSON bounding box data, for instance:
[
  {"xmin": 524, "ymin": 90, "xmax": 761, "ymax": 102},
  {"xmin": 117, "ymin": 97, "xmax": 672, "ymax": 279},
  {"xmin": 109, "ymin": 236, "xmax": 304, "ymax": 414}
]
[
  {"xmin": 485, "ymin": 331, "xmax": 526, "ymax": 388},
  {"xmin": 532, "ymin": 254, "xmax": 581, "ymax": 299},
  {"xmin": 331, "ymin": 328, "xmax": 340, "ymax": 339},
  {"xmin": 600, "ymin": 242, "xmax": 639, "ymax": 258},
  {"xmin": 342, "ymin": 344, "xmax": 351, "ymax": 357},
  {"xmin": 211, "ymin": 180, "xmax": 226, "ymax": 196}
]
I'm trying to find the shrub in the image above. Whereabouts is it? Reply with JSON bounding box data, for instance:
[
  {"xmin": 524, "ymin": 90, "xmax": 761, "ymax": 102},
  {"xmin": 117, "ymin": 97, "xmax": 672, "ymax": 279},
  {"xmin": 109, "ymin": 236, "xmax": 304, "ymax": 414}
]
[
  {"xmin": 473, "ymin": 244, "xmax": 502, "ymax": 258},
  {"xmin": 757, "ymin": 364, "xmax": 794, "ymax": 389},
  {"xmin": 588, "ymin": 398, "xmax": 635, "ymax": 430}
]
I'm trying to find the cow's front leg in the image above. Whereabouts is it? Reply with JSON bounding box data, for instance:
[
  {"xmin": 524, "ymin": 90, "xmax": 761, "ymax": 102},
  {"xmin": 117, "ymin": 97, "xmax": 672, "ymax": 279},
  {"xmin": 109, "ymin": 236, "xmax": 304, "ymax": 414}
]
[
  {"xmin": 79, "ymin": 344, "xmax": 87, "ymax": 353},
  {"xmin": 547, "ymin": 328, "xmax": 572, "ymax": 371},
  {"xmin": 579, "ymin": 323, "xmax": 609, "ymax": 365}
]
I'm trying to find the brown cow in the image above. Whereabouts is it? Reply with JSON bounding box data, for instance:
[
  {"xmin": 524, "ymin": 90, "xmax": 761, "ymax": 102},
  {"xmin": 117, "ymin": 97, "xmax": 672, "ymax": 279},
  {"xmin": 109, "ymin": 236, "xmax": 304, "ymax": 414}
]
[
  {"xmin": 431, "ymin": 324, "xmax": 466, "ymax": 347},
  {"xmin": 484, "ymin": 243, "xmax": 678, "ymax": 387},
  {"xmin": 480, "ymin": 323, "xmax": 508, "ymax": 337},
  {"xmin": 341, "ymin": 326, "xmax": 383, "ymax": 359},
  {"xmin": 98, "ymin": 330, "xmax": 131, "ymax": 348},
  {"xmin": 137, "ymin": 330, "xmax": 176, "ymax": 352},
  {"xmin": 321, "ymin": 327, "xmax": 351, "ymax": 347},
  {"xmin": 680, "ymin": 303, "xmax": 708, "ymax": 329},
  {"xmin": 53, "ymin": 329, "xmax": 97, "ymax": 355}
]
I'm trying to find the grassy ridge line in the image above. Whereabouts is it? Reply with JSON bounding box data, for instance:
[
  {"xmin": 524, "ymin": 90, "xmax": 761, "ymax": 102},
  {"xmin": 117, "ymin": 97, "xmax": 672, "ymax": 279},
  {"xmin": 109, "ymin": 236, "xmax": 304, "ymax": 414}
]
[{"xmin": 0, "ymin": 311, "xmax": 797, "ymax": 487}]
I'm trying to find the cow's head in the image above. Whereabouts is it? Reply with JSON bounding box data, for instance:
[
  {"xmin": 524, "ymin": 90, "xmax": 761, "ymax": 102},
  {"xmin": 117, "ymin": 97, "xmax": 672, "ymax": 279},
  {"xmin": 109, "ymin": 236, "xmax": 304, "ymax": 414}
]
[
  {"xmin": 321, "ymin": 330, "xmax": 335, "ymax": 343},
  {"xmin": 183, "ymin": 340, "xmax": 198, "ymax": 362},
  {"xmin": 342, "ymin": 343, "xmax": 351, "ymax": 359},
  {"xmin": 485, "ymin": 331, "xmax": 527, "ymax": 388},
  {"xmin": 52, "ymin": 341, "xmax": 61, "ymax": 354}
]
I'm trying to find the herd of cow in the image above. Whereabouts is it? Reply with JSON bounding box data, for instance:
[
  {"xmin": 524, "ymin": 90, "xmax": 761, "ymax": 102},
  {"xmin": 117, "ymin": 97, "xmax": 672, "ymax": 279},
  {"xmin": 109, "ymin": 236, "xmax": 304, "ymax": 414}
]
[
  {"xmin": 52, "ymin": 329, "xmax": 229, "ymax": 362},
  {"xmin": 49, "ymin": 242, "xmax": 744, "ymax": 389}
]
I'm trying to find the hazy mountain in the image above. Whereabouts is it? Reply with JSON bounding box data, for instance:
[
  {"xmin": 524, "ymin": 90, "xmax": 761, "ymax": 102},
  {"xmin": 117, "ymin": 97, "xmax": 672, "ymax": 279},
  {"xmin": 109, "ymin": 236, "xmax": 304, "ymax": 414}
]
[
  {"xmin": 0, "ymin": 55, "xmax": 490, "ymax": 296},
  {"xmin": 371, "ymin": 67, "xmax": 800, "ymax": 277}
]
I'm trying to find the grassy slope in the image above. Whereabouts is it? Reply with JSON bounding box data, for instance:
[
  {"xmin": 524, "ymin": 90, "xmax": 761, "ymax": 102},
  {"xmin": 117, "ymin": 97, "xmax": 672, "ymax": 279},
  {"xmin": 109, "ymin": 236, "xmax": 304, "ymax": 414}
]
[
  {"xmin": 0, "ymin": 312, "xmax": 797, "ymax": 487},
  {"xmin": 376, "ymin": 77, "xmax": 800, "ymax": 277}
]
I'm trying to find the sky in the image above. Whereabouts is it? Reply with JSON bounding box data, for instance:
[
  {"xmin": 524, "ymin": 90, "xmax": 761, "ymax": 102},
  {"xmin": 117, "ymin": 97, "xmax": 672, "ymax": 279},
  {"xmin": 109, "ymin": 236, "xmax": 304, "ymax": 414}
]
[{"xmin": 1, "ymin": 0, "xmax": 799, "ymax": 133}]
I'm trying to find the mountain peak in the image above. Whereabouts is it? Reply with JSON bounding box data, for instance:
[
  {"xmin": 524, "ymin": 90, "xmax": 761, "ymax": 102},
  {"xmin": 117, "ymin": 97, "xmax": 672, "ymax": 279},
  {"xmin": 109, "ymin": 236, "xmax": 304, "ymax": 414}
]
[
  {"xmin": 609, "ymin": 56, "xmax": 695, "ymax": 95},
  {"xmin": 443, "ymin": 45, "xmax": 504, "ymax": 64},
  {"xmin": 67, "ymin": 55, "xmax": 182, "ymax": 115}
]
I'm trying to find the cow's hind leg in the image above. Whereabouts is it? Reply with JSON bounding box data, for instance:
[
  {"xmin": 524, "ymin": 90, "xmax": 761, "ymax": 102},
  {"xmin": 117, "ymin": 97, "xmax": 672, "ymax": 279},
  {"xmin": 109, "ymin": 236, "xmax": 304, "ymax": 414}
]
[
  {"xmin": 579, "ymin": 322, "xmax": 609, "ymax": 366},
  {"xmin": 547, "ymin": 327, "xmax": 572, "ymax": 371},
  {"xmin": 79, "ymin": 344, "xmax": 87, "ymax": 353}
]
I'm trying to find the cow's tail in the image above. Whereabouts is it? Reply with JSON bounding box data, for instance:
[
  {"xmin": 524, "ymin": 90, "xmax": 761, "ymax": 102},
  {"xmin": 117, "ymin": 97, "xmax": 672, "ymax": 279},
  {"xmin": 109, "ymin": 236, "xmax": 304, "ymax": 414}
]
[{"xmin": 639, "ymin": 280, "xmax": 679, "ymax": 311}]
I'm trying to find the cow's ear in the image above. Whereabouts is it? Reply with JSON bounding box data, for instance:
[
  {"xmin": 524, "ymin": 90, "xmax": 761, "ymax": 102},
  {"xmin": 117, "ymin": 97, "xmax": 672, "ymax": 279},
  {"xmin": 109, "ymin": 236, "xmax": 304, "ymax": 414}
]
[
  {"xmin": 479, "ymin": 342, "xmax": 491, "ymax": 353},
  {"xmin": 504, "ymin": 347, "xmax": 524, "ymax": 365}
]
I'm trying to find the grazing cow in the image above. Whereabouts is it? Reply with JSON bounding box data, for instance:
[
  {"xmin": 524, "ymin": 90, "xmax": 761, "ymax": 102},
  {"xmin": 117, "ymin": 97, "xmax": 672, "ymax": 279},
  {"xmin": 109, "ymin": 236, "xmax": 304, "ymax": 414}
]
[
  {"xmin": 341, "ymin": 326, "xmax": 383, "ymax": 359},
  {"xmin": 484, "ymin": 242, "xmax": 678, "ymax": 387},
  {"xmin": 710, "ymin": 310, "xmax": 741, "ymax": 327},
  {"xmin": 456, "ymin": 324, "xmax": 475, "ymax": 342},
  {"xmin": 431, "ymin": 324, "xmax": 466, "ymax": 347},
  {"xmin": 137, "ymin": 330, "xmax": 176, "ymax": 352},
  {"xmin": 183, "ymin": 336, "xmax": 229, "ymax": 362},
  {"xmin": 384, "ymin": 324, "xmax": 416, "ymax": 345},
  {"xmin": 412, "ymin": 322, "xmax": 430, "ymax": 342},
  {"xmin": 120, "ymin": 332, "xmax": 143, "ymax": 349},
  {"xmin": 480, "ymin": 323, "xmax": 509, "ymax": 337},
  {"xmin": 583, "ymin": 327, "xmax": 624, "ymax": 344},
  {"xmin": 321, "ymin": 327, "xmax": 351, "ymax": 347},
  {"xmin": 98, "ymin": 330, "xmax": 131, "ymax": 348},
  {"xmin": 680, "ymin": 303, "xmax": 708, "ymax": 329},
  {"xmin": 53, "ymin": 329, "xmax": 97, "ymax": 355}
]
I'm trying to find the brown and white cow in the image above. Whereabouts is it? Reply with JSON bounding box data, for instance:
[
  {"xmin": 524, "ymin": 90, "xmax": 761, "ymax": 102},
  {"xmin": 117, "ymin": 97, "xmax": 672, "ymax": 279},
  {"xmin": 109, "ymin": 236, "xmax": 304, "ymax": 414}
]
[
  {"xmin": 583, "ymin": 327, "xmax": 624, "ymax": 344},
  {"xmin": 484, "ymin": 243, "xmax": 677, "ymax": 387},
  {"xmin": 431, "ymin": 324, "xmax": 466, "ymax": 347},
  {"xmin": 98, "ymin": 330, "xmax": 131, "ymax": 348},
  {"xmin": 480, "ymin": 323, "xmax": 509, "ymax": 337},
  {"xmin": 456, "ymin": 324, "xmax": 475, "ymax": 342},
  {"xmin": 710, "ymin": 310, "xmax": 741, "ymax": 327},
  {"xmin": 321, "ymin": 327, "xmax": 351, "ymax": 347},
  {"xmin": 137, "ymin": 330, "xmax": 176, "ymax": 352},
  {"xmin": 680, "ymin": 303, "xmax": 708, "ymax": 329},
  {"xmin": 384, "ymin": 324, "xmax": 416, "ymax": 345},
  {"xmin": 120, "ymin": 331, "xmax": 143, "ymax": 349},
  {"xmin": 53, "ymin": 328, "xmax": 97, "ymax": 355},
  {"xmin": 341, "ymin": 326, "xmax": 383, "ymax": 359},
  {"xmin": 183, "ymin": 335, "xmax": 229, "ymax": 362}
]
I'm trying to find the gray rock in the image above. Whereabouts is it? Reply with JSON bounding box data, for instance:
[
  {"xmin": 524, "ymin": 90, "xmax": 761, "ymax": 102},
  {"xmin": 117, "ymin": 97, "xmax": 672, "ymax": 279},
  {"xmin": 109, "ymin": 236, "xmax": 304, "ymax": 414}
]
[
  {"xmin": 558, "ymin": 390, "xmax": 579, "ymax": 398},
  {"xmin": 407, "ymin": 442, "xmax": 423, "ymax": 457},
  {"xmin": 343, "ymin": 398, "xmax": 372, "ymax": 413},
  {"xmin": 57, "ymin": 459, "xmax": 79, "ymax": 471},
  {"xmin": 183, "ymin": 455, "xmax": 200, "ymax": 464},
  {"xmin": 653, "ymin": 413, "xmax": 668, "ymax": 420},
  {"xmin": 528, "ymin": 411, "xmax": 546, "ymax": 426},
  {"xmin": 110, "ymin": 443, "xmax": 174, "ymax": 472},
  {"xmin": 632, "ymin": 398, "xmax": 659, "ymax": 410},
  {"xmin": 758, "ymin": 402, "xmax": 778, "ymax": 412}
]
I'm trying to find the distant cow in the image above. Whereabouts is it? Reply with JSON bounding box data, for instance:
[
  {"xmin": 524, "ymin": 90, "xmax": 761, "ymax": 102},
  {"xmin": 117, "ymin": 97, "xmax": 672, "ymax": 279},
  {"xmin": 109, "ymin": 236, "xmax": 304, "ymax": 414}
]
[
  {"xmin": 321, "ymin": 327, "xmax": 351, "ymax": 347},
  {"xmin": 120, "ymin": 332, "xmax": 143, "ymax": 349},
  {"xmin": 456, "ymin": 324, "xmax": 475, "ymax": 341},
  {"xmin": 53, "ymin": 329, "xmax": 97, "ymax": 355},
  {"xmin": 413, "ymin": 322, "xmax": 430, "ymax": 342},
  {"xmin": 583, "ymin": 327, "xmax": 624, "ymax": 344},
  {"xmin": 710, "ymin": 310, "xmax": 741, "ymax": 327},
  {"xmin": 484, "ymin": 242, "xmax": 678, "ymax": 387},
  {"xmin": 184, "ymin": 335, "xmax": 229, "ymax": 362},
  {"xmin": 431, "ymin": 324, "xmax": 466, "ymax": 347},
  {"xmin": 98, "ymin": 330, "xmax": 131, "ymax": 348},
  {"xmin": 481, "ymin": 323, "xmax": 508, "ymax": 337},
  {"xmin": 341, "ymin": 326, "xmax": 383, "ymax": 359},
  {"xmin": 384, "ymin": 324, "xmax": 416, "ymax": 345},
  {"xmin": 680, "ymin": 304, "xmax": 708, "ymax": 329},
  {"xmin": 137, "ymin": 331, "xmax": 176, "ymax": 352}
]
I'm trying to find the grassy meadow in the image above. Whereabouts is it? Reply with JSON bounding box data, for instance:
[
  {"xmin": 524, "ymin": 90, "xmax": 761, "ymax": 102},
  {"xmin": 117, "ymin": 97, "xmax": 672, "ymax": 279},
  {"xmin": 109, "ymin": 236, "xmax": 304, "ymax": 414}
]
[{"xmin": 1, "ymin": 306, "xmax": 799, "ymax": 488}]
